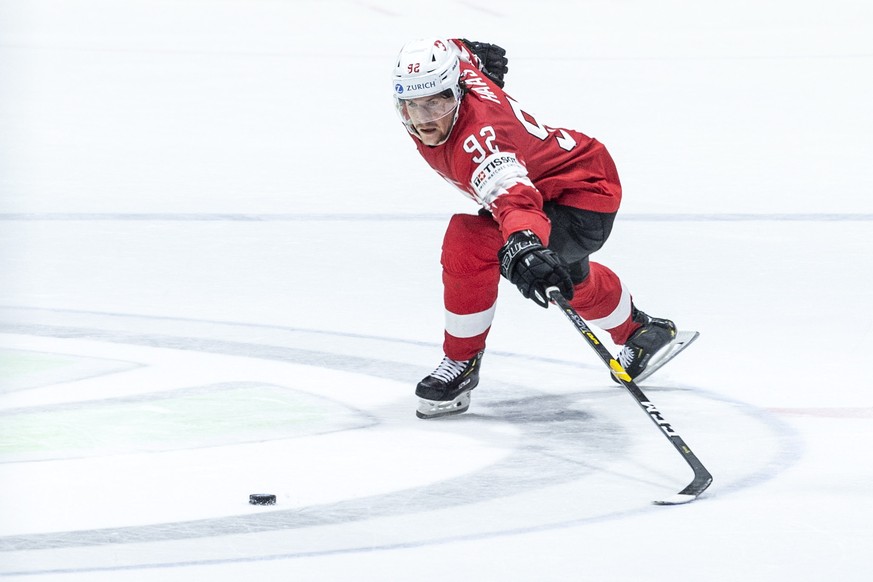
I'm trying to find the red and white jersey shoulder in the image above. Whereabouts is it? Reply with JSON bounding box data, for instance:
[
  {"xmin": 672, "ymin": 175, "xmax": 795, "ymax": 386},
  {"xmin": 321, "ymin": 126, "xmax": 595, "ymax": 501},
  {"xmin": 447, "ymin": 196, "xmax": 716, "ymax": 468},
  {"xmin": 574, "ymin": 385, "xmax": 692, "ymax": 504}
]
[{"xmin": 412, "ymin": 40, "xmax": 622, "ymax": 243}]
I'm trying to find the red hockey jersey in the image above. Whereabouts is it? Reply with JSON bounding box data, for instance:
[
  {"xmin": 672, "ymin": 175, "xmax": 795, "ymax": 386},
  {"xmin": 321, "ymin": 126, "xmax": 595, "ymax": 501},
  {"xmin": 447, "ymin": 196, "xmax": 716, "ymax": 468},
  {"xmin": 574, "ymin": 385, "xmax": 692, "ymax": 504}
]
[{"xmin": 410, "ymin": 43, "xmax": 622, "ymax": 245}]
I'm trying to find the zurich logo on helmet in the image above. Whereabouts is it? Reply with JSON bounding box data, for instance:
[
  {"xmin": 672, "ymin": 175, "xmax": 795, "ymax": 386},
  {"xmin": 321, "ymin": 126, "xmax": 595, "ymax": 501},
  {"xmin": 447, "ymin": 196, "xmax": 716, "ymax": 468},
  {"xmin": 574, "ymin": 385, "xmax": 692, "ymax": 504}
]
[{"xmin": 394, "ymin": 83, "xmax": 404, "ymax": 94}]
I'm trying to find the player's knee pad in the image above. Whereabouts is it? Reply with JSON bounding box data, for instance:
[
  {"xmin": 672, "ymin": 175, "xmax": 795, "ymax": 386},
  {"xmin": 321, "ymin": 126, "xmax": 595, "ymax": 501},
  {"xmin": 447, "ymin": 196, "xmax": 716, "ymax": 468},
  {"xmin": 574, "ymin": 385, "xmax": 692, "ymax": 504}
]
[
  {"xmin": 568, "ymin": 258, "xmax": 590, "ymax": 285},
  {"xmin": 442, "ymin": 213, "xmax": 503, "ymax": 274}
]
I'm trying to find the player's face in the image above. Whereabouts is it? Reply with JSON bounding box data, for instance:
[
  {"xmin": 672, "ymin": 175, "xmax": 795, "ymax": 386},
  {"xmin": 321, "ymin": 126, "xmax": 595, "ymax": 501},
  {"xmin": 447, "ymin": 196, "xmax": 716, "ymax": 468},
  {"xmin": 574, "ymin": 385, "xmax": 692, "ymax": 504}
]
[{"xmin": 401, "ymin": 93, "xmax": 458, "ymax": 146}]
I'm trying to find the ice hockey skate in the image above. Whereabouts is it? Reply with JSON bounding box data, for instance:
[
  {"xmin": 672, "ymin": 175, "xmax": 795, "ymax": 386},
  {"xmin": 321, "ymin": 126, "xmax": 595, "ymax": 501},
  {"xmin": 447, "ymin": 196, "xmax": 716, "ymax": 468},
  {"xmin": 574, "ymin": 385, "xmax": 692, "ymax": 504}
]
[
  {"xmin": 615, "ymin": 307, "xmax": 697, "ymax": 383},
  {"xmin": 415, "ymin": 352, "xmax": 483, "ymax": 419}
]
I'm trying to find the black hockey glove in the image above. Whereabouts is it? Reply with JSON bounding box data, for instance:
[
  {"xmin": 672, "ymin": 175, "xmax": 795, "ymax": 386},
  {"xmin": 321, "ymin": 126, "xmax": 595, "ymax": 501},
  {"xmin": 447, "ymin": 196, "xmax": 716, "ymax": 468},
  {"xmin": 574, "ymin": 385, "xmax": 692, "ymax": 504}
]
[
  {"xmin": 460, "ymin": 39, "xmax": 509, "ymax": 88},
  {"xmin": 498, "ymin": 230, "xmax": 574, "ymax": 308}
]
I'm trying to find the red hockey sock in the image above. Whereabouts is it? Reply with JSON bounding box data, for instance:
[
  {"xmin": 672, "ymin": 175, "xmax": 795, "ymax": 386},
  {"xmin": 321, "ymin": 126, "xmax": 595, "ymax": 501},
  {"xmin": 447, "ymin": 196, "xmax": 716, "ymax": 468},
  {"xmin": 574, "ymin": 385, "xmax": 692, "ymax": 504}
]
[
  {"xmin": 570, "ymin": 262, "xmax": 640, "ymax": 345},
  {"xmin": 440, "ymin": 214, "xmax": 503, "ymax": 361}
]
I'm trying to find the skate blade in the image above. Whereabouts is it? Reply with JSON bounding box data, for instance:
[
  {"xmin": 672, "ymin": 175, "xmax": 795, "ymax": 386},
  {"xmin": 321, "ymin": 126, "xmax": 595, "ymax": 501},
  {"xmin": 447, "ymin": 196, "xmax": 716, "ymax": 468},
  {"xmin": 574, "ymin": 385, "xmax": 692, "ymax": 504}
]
[
  {"xmin": 634, "ymin": 331, "xmax": 700, "ymax": 383},
  {"xmin": 416, "ymin": 390, "xmax": 471, "ymax": 419}
]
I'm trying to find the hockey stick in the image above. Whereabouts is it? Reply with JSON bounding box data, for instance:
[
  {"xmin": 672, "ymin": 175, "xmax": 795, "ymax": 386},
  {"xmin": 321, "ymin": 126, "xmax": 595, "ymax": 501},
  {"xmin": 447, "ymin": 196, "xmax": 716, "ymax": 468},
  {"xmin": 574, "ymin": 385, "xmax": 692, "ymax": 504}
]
[{"xmin": 545, "ymin": 287, "xmax": 713, "ymax": 505}]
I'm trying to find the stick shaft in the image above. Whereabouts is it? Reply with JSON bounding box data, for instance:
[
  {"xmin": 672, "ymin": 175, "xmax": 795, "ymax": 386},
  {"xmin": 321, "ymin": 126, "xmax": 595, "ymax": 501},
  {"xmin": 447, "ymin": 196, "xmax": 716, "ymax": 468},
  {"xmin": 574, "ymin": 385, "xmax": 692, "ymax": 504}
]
[{"xmin": 546, "ymin": 287, "xmax": 712, "ymax": 502}]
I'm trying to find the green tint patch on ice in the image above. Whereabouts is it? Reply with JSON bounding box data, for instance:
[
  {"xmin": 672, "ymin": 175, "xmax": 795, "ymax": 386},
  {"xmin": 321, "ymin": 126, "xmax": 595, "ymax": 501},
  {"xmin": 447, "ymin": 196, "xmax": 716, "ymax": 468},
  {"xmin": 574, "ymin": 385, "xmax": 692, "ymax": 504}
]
[
  {"xmin": 0, "ymin": 382, "xmax": 370, "ymax": 461},
  {"xmin": 0, "ymin": 350, "xmax": 72, "ymax": 377},
  {"xmin": 0, "ymin": 348, "xmax": 137, "ymax": 393}
]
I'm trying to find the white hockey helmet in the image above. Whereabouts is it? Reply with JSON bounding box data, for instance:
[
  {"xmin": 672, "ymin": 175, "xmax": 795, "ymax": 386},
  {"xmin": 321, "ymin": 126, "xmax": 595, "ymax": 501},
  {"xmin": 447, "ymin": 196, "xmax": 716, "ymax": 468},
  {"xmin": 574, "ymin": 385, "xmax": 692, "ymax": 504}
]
[{"xmin": 392, "ymin": 38, "xmax": 463, "ymax": 143}]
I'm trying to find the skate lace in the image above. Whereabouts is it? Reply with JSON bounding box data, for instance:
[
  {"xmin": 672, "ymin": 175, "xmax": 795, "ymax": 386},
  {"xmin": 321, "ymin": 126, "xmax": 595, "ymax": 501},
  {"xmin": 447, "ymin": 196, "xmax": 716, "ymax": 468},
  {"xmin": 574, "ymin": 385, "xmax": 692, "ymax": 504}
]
[
  {"xmin": 430, "ymin": 356, "xmax": 467, "ymax": 383},
  {"xmin": 617, "ymin": 346, "xmax": 635, "ymax": 369}
]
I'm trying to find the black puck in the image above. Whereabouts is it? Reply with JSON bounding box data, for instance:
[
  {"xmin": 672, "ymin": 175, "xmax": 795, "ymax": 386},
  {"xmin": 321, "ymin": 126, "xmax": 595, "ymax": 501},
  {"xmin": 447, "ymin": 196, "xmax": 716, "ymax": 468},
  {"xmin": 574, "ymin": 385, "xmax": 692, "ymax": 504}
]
[{"xmin": 249, "ymin": 493, "xmax": 276, "ymax": 505}]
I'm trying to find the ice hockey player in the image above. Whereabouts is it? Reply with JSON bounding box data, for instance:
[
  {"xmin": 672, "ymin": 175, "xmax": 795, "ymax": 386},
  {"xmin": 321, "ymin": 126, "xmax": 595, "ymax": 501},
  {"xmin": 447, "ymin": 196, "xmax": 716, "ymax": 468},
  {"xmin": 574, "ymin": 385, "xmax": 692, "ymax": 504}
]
[{"xmin": 392, "ymin": 38, "xmax": 678, "ymax": 419}]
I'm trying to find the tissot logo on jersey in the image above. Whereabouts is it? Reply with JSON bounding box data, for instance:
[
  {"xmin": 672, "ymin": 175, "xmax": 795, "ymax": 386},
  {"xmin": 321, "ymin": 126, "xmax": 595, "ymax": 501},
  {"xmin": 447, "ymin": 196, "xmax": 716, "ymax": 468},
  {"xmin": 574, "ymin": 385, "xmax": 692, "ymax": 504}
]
[
  {"xmin": 472, "ymin": 154, "xmax": 516, "ymax": 190},
  {"xmin": 470, "ymin": 152, "xmax": 531, "ymax": 206}
]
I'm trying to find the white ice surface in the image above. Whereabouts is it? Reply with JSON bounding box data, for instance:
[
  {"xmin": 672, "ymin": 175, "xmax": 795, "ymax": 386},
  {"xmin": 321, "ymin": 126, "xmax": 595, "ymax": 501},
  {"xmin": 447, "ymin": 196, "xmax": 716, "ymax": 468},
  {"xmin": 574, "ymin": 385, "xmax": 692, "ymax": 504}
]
[{"xmin": 1, "ymin": 0, "xmax": 872, "ymax": 580}]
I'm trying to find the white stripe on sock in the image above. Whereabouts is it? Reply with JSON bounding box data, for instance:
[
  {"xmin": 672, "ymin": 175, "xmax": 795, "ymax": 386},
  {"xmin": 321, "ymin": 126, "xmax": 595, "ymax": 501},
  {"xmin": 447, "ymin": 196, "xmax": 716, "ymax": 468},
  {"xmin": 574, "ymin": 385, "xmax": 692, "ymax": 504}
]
[
  {"xmin": 588, "ymin": 283, "xmax": 632, "ymax": 331},
  {"xmin": 445, "ymin": 302, "xmax": 497, "ymax": 338}
]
